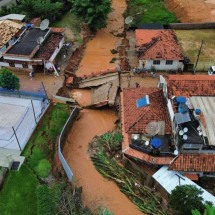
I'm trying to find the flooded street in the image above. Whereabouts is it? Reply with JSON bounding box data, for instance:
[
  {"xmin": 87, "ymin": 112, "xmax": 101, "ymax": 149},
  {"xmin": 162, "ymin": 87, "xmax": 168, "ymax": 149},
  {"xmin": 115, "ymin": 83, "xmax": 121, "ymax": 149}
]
[
  {"xmin": 64, "ymin": 0, "xmax": 145, "ymax": 214},
  {"xmin": 76, "ymin": 0, "xmax": 126, "ymax": 76},
  {"xmin": 63, "ymin": 109, "xmax": 143, "ymax": 215}
]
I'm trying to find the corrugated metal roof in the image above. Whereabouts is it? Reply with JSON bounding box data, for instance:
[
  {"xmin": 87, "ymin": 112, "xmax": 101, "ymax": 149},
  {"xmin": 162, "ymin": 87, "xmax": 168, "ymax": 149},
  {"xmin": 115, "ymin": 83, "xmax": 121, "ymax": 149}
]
[
  {"xmin": 190, "ymin": 96, "xmax": 215, "ymax": 146},
  {"xmin": 0, "ymin": 14, "xmax": 25, "ymax": 21},
  {"xmin": 153, "ymin": 166, "xmax": 215, "ymax": 205}
]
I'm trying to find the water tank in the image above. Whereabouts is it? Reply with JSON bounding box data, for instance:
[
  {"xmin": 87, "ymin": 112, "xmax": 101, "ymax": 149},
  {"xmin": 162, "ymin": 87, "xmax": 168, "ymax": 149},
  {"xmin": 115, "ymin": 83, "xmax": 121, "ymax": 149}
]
[
  {"xmin": 194, "ymin": 109, "xmax": 201, "ymax": 120},
  {"xmin": 26, "ymin": 23, "xmax": 33, "ymax": 29}
]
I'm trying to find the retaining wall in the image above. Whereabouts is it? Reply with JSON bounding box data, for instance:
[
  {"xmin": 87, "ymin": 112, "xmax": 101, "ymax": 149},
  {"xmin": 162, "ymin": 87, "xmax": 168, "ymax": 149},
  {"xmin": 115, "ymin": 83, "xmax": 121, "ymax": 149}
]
[
  {"xmin": 168, "ymin": 22, "xmax": 215, "ymax": 30},
  {"xmin": 58, "ymin": 107, "xmax": 79, "ymax": 181}
]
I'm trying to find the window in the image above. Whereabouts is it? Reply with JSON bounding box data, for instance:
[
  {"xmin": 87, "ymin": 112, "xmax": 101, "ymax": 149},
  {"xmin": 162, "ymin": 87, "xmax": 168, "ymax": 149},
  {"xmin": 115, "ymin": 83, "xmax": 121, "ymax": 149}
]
[
  {"xmin": 153, "ymin": 60, "xmax": 160, "ymax": 65},
  {"xmin": 166, "ymin": 60, "xmax": 173, "ymax": 65},
  {"xmin": 22, "ymin": 63, "xmax": 28, "ymax": 69},
  {"xmin": 9, "ymin": 62, "xmax": 15, "ymax": 67}
]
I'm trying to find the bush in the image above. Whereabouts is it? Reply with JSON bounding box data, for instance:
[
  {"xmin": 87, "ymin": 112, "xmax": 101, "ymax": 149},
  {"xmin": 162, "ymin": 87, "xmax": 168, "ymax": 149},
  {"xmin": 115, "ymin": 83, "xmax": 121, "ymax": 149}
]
[
  {"xmin": 0, "ymin": 68, "xmax": 20, "ymax": 90},
  {"xmin": 35, "ymin": 159, "xmax": 51, "ymax": 178}
]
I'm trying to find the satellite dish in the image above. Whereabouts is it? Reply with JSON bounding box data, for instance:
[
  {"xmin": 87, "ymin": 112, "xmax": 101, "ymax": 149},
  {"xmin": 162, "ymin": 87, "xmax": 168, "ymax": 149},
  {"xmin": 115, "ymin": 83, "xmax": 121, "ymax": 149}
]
[
  {"xmin": 125, "ymin": 16, "xmax": 133, "ymax": 25},
  {"xmin": 174, "ymin": 150, "xmax": 179, "ymax": 156},
  {"xmin": 37, "ymin": 37, "xmax": 44, "ymax": 45},
  {"xmin": 146, "ymin": 121, "xmax": 160, "ymax": 136},
  {"xmin": 40, "ymin": 19, "xmax": 49, "ymax": 31}
]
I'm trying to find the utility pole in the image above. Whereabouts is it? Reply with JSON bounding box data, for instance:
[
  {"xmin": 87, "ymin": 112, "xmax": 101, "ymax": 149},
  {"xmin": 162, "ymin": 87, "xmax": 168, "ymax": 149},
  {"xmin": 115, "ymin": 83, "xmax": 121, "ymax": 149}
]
[{"xmin": 194, "ymin": 40, "xmax": 204, "ymax": 74}]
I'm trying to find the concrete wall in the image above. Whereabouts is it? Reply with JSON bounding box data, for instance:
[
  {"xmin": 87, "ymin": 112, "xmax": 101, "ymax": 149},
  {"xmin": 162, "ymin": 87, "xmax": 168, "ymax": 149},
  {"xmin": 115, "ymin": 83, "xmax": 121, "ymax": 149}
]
[
  {"xmin": 139, "ymin": 59, "xmax": 184, "ymax": 71},
  {"xmin": 58, "ymin": 107, "xmax": 79, "ymax": 181},
  {"xmin": 169, "ymin": 22, "xmax": 215, "ymax": 30},
  {"xmin": 49, "ymin": 36, "xmax": 64, "ymax": 62}
]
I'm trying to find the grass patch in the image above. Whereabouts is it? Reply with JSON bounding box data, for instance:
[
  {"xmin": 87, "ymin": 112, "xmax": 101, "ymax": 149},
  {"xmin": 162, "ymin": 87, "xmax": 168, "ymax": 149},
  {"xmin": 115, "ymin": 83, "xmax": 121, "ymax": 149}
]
[
  {"xmin": 0, "ymin": 165, "xmax": 38, "ymax": 215},
  {"xmin": 52, "ymin": 12, "xmax": 82, "ymax": 42},
  {"xmin": 0, "ymin": 104, "xmax": 70, "ymax": 214},
  {"xmin": 126, "ymin": 0, "xmax": 178, "ymax": 25},
  {"xmin": 175, "ymin": 29, "xmax": 215, "ymax": 71},
  {"xmin": 23, "ymin": 103, "xmax": 70, "ymax": 178}
]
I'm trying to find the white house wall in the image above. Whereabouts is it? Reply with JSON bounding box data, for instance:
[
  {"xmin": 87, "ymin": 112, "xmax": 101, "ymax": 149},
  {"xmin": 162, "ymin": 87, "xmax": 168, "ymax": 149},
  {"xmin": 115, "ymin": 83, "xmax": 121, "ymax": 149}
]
[
  {"xmin": 139, "ymin": 59, "xmax": 184, "ymax": 71},
  {"xmin": 49, "ymin": 36, "xmax": 64, "ymax": 62}
]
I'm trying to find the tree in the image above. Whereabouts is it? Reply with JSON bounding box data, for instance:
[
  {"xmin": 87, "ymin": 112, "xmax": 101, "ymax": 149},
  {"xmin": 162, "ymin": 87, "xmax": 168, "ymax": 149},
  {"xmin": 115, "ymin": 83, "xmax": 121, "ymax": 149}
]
[
  {"xmin": 169, "ymin": 185, "xmax": 205, "ymax": 215},
  {"xmin": 69, "ymin": 0, "xmax": 112, "ymax": 30},
  {"xmin": 0, "ymin": 68, "xmax": 20, "ymax": 90},
  {"xmin": 192, "ymin": 204, "xmax": 215, "ymax": 215},
  {"xmin": 18, "ymin": 0, "xmax": 63, "ymax": 21}
]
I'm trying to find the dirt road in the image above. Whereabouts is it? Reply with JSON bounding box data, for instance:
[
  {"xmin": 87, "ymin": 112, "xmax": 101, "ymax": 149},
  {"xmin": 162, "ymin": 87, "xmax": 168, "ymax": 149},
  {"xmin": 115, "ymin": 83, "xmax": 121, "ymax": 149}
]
[{"xmin": 166, "ymin": 0, "xmax": 215, "ymax": 22}]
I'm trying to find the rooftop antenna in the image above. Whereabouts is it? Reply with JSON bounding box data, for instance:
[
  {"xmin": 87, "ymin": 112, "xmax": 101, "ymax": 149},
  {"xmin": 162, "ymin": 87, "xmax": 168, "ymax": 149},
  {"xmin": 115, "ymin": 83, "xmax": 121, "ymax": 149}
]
[{"xmin": 40, "ymin": 19, "xmax": 49, "ymax": 31}]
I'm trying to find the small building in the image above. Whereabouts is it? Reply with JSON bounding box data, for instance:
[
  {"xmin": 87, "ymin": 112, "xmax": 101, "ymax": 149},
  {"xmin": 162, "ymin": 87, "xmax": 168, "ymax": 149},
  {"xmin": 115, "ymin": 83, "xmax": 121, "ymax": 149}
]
[
  {"xmin": 121, "ymin": 75, "xmax": 215, "ymax": 179},
  {"xmin": 0, "ymin": 14, "xmax": 26, "ymax": 23},
  {"xmin": 121, "ymin": 87, "xmax": 174, "ymax": 166},
  {"xmin": 135, "ymin": 29, "xmax": 184, "ymax": 71},
  {"xmin": 0, "ymin": 20, "xmax": 24, "ymax": 53},
  {"xmin": 153, "ymin": 166, "xmax": 215, "ymax": 205},
  {"xmin": 0, "ymin": 27, "xmax": 65, "ymax": 73}
]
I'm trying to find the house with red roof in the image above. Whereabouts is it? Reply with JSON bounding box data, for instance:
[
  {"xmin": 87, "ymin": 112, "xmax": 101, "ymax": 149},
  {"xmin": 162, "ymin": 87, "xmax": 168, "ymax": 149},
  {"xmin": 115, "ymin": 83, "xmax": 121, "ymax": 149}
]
[
  {"xmin": 121, "ymin": 75, "xmax": 215, "ymax": 180},
  {"xmin": 135, "ymin": 29, "xmax": 184, "ymax": 71}
]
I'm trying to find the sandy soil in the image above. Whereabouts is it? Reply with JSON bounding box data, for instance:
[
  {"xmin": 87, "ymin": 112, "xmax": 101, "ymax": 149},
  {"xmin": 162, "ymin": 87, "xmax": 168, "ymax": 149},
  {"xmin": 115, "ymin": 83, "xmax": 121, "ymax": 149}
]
[
  {"xmin": 76, "ymin": 0, "xmax": 126, "ymax": 76},
  {"xmin": 63, "ymin": 109, "xmax": 143, "ymax": 215},
  {"xmin": 166, "ymin": 0, "xmax": 215, "ymax": 22}
]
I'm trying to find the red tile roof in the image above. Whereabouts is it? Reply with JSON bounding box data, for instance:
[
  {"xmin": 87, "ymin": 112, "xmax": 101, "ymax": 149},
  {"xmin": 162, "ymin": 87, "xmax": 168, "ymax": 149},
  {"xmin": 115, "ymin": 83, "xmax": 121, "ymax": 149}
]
[
  {"xmin": 122, "ymin": 87, "xmax": 171, "ymax": 134},
  {"xmin": 135, "ymin": 29, "xmax": 183, "ymax": 60},
  {"xmin": 168, "ymin": 154, "xmax": 215, "ymax": 172},
  {"xmin": 166, "ymin": 75, "xmax": 215, "ymax": 97},
  {"xmin": 121, "ymin": 91, "xmax": 173, "ymax": 165}
]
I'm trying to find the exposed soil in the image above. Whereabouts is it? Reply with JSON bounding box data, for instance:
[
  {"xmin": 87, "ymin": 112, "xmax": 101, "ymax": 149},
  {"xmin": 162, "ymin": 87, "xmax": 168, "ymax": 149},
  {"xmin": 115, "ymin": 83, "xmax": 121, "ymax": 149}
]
[
  {"xmin": 63, "ymin": 109, "xmax": 143, "ymax": 215},
  {"xmin": 166, "ymin": 0, "xmax": 215, "ymax": 23}
]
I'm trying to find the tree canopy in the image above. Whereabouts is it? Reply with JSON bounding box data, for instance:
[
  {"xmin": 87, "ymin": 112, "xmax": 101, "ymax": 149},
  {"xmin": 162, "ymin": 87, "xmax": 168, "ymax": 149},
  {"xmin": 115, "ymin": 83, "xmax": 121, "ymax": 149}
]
[
  {"xmin": 0, "ymin": 0, "xmax": 63, "ymax": 21},
  {"xmin": 0, "ymin": 68, "xmax": 20, "ymax": 90},
  {"xmin": 69, "ymin": 0, "xmax": 112, "ymax": 30},
  {"xmin": 169, "ymin": 185, "xmax": 205, "ymax": 215}
]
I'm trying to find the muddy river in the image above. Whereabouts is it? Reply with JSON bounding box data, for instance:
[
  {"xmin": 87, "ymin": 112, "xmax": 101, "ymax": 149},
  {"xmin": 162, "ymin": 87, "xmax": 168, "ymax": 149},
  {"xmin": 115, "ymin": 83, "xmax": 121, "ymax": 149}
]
[{"xmin": 63, "ymin": 0, "xmax": 145, "ymax": 214}]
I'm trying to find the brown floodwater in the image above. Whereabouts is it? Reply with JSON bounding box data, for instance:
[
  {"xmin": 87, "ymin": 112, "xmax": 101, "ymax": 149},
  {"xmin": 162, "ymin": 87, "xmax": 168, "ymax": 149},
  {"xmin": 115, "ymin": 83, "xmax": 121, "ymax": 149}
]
[
  {"xmin": 64, "ymin": 0, "xmax": 144, "ymax": 214},
  {"xmin": 63, "ymin": 109, "xmax": 143, "ymax": 215},
  {"xmin": 76, "ymin": 0, "xmax": 126, "ymax": 76},
  {"xmin": 70, "ymin": 89, "xmax": 92, "ymax": 107}
]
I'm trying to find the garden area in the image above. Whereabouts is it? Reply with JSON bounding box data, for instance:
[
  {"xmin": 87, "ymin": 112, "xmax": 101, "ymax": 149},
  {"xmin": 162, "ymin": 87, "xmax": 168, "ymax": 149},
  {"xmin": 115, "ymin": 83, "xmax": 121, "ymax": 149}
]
[
  {"xmin": 0, "ymin": 104, "xmax": 70, "ymax": 215},
  {"xmin": 126, "ymin": 0, "xmax": 178, "ymax": 26},
  {"xmin": 175, "ymin": 29, "xmax": 215, "ymax": 71}
]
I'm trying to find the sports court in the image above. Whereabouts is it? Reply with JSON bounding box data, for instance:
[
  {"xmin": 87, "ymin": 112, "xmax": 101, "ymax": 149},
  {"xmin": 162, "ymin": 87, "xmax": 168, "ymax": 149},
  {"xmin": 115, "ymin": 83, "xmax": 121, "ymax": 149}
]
[{"xmin": 0, "ymin": 96, "xmax": 48, "ymax": 151}]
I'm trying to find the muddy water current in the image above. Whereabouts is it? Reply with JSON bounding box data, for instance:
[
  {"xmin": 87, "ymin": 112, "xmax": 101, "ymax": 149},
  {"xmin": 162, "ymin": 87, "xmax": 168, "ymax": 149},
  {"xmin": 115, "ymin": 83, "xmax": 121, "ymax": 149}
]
[{"xmin": 64, "ymin": 0, "xmax": 145, "ymax": 214}]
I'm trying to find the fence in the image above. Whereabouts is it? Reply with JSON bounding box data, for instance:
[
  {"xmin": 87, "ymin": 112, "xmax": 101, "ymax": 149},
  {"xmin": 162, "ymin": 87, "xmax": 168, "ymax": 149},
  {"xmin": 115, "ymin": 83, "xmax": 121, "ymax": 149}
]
[
  {"xmin": 0, "ymin": 84, "xmax": 48, "ymax": 101},
  {"xmin": 0, "ymin": 96, "xmax": 50, "ymax": 150},
  {"xmin": 58, "ymin": 107, "xmax": 80, "ymax": 181}
]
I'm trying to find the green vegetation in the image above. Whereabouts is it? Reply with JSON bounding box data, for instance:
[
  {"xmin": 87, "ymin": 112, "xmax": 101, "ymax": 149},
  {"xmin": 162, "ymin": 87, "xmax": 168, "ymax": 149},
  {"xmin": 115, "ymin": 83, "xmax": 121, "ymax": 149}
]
[
  {"xmin": 0, "ymin": 68, "xmax": 20, "ymax": 90},
  {"xmin": 52, "ymin": 12, "xmax": 82, "ymax": 42},
  {"xmin": 23, "ymin": 103, "xmax": 70, "ymax": 177},
  {"xmin": 0, "ymin": 0, "xmax": 64, "ymax": 21},
  {"xmin": 0, "ymin": 104, "xmax": 70, "ymax": 215},
  {"xmin": 0, "ymin": 165, "xmax": 38, "ymax": 215},
  {"xmin": 126, "ymin": 0, "xmax": 178, "ymax": 25},
  {"xmin": 91, "ymin": 132, "xmax": 167, "ymax": 215},
  {"xmin": 175, "ymin": 29, "xmax": 215, "ymax": 71},
  {"xmin": 69, "ymin": 0, "xmax": 112, "ymax": 30},
  {"xmin": 169, "ymin": 185, "xmax": 205, "ymax": 215},
  {"xmin": 192, "ymin": 204, "xmax": 215, "ymax": 215}
]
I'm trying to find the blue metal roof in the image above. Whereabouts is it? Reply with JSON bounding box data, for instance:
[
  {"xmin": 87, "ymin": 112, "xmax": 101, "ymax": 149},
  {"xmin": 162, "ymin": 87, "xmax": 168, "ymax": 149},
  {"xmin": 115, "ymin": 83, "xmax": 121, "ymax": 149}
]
[{"xmin": 136, "ymin": 95, "xmax": 150, "ymax": 108}]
